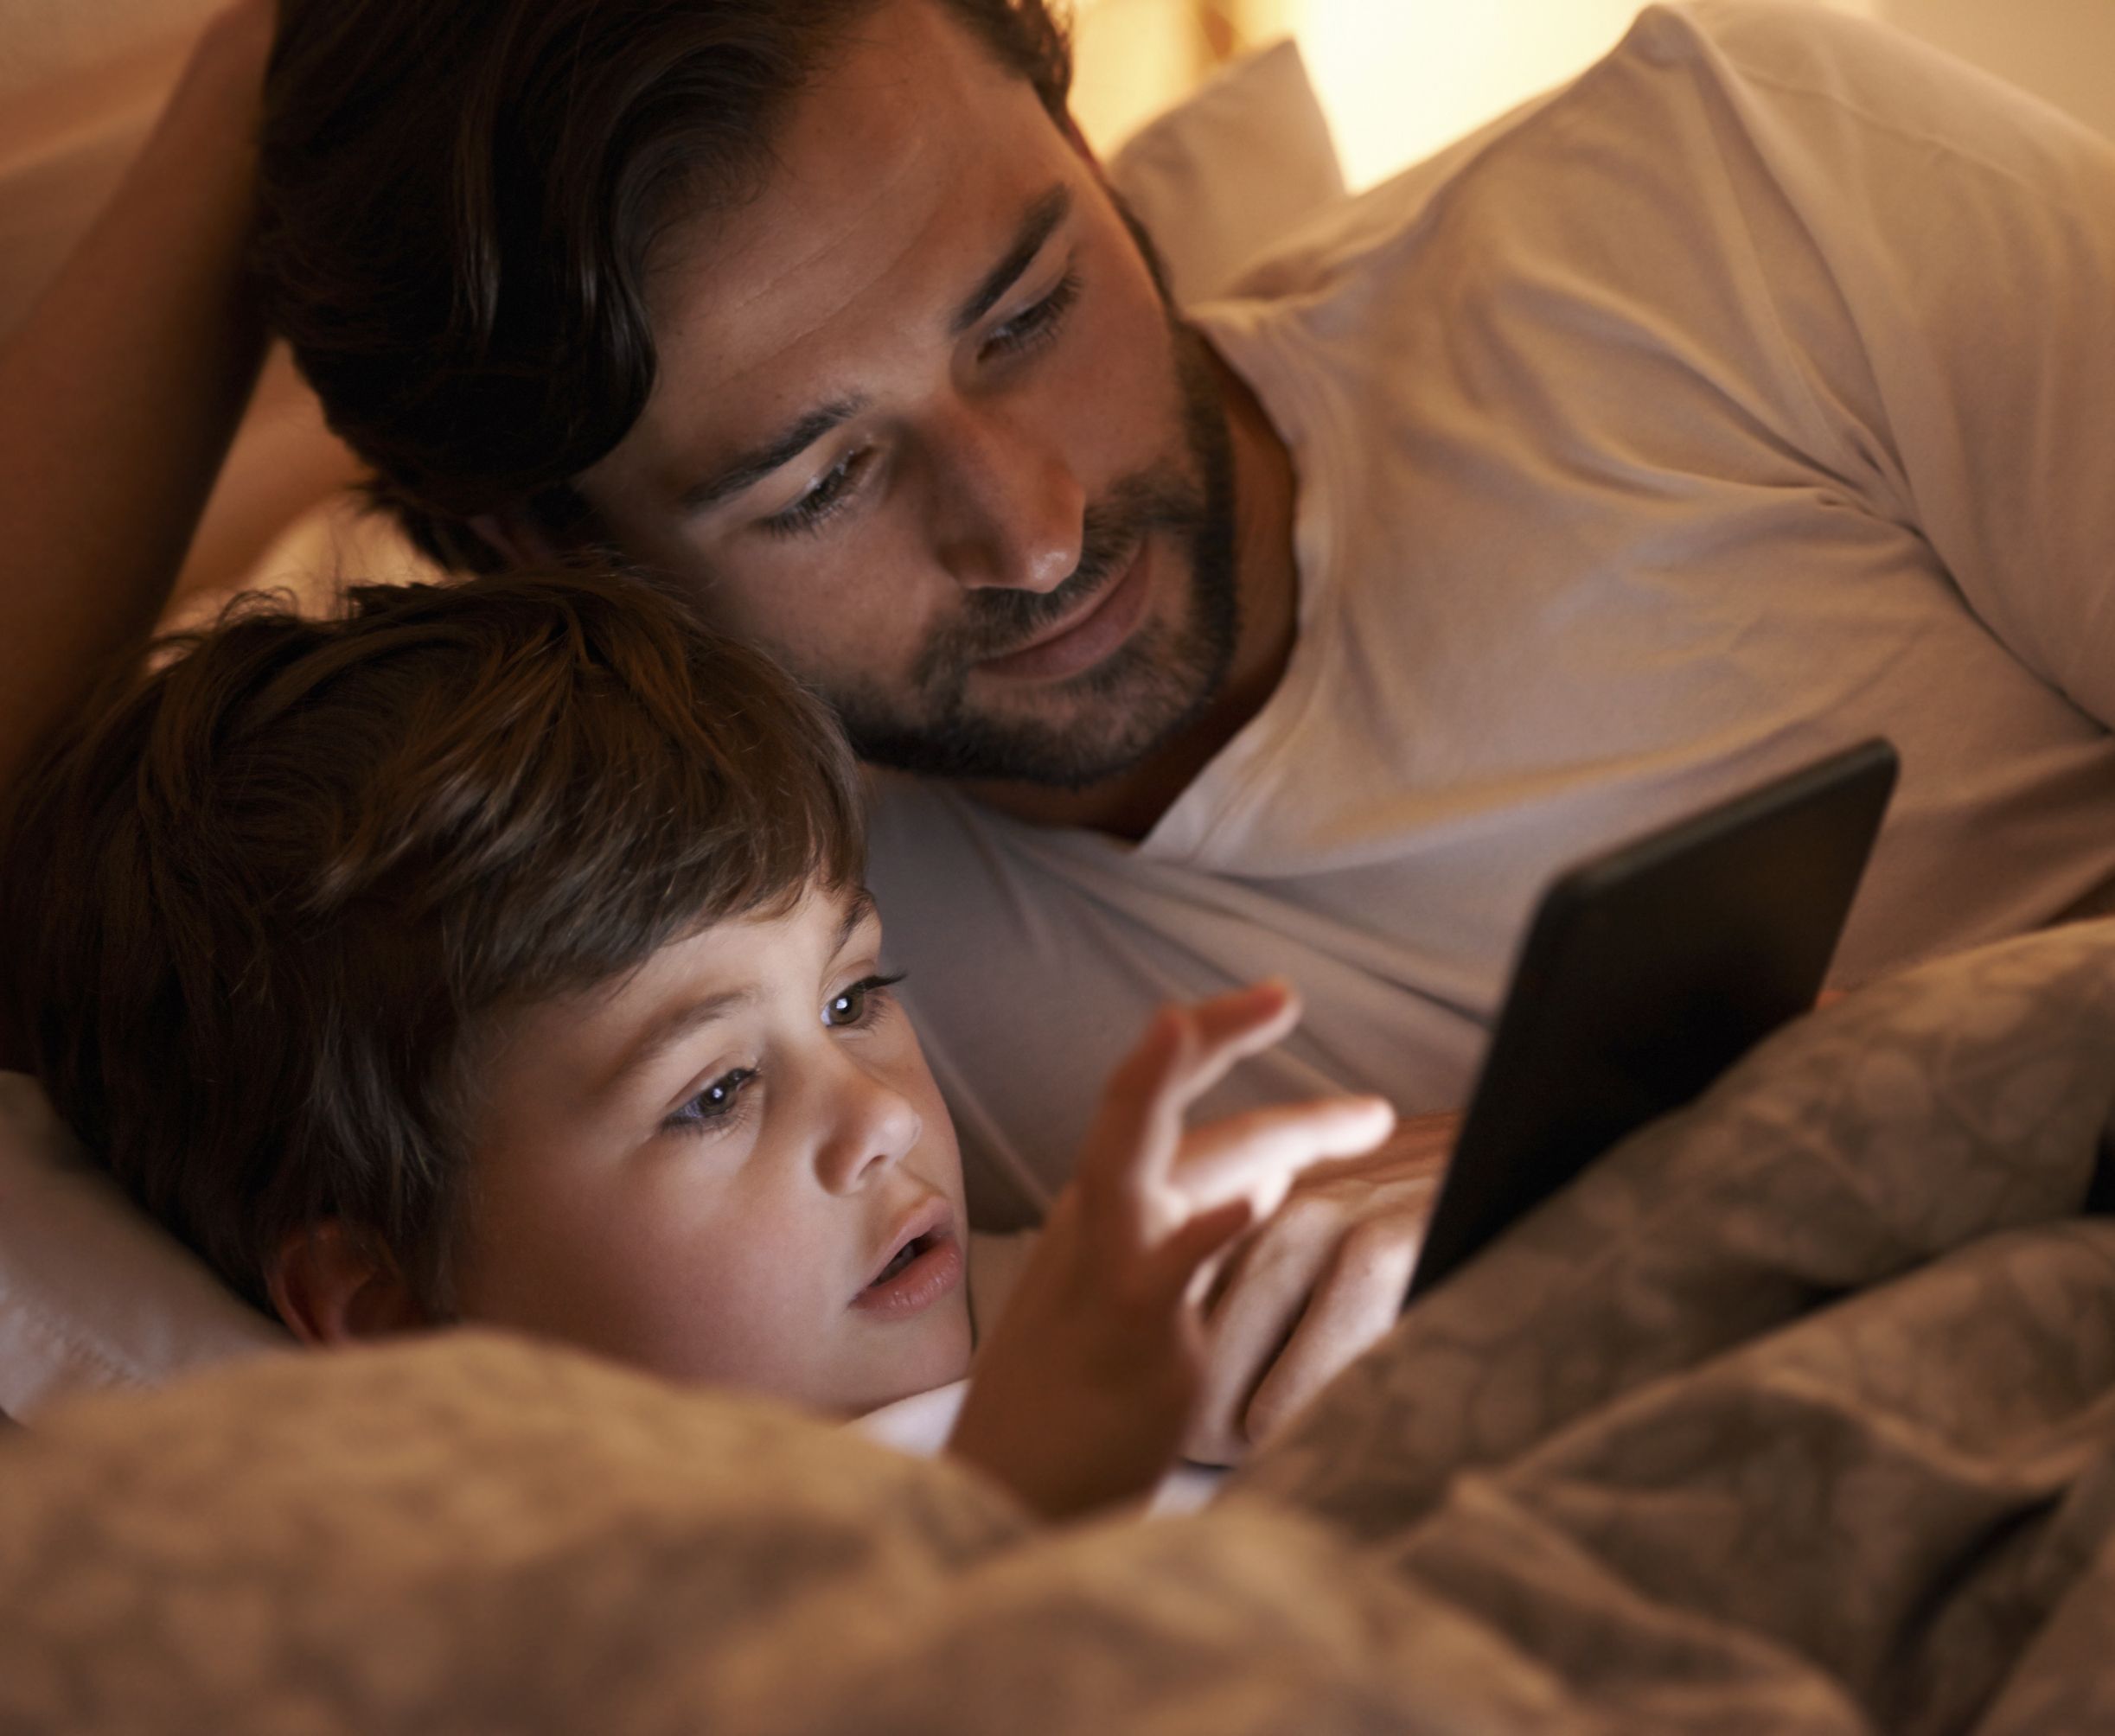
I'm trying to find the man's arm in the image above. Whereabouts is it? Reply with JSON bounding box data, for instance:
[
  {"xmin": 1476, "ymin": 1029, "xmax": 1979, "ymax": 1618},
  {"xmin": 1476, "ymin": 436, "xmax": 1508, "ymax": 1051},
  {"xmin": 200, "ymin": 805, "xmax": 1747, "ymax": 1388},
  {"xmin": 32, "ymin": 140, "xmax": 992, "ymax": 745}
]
[
  {"xmin": 0, "ymin": 0, "xmax": 275, "ymax": 796},
  {"xmin": 1185, "ymin": 1112, "xmax": 1454, "ymax": 1464}
]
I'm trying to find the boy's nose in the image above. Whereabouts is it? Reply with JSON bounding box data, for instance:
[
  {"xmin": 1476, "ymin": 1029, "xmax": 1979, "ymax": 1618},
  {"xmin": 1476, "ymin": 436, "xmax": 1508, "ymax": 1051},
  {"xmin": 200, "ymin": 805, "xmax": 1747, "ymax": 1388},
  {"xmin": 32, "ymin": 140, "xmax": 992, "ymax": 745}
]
[{"xmin": 814, "ymin": 1068, "xmax": 923, "ymax": 1194}]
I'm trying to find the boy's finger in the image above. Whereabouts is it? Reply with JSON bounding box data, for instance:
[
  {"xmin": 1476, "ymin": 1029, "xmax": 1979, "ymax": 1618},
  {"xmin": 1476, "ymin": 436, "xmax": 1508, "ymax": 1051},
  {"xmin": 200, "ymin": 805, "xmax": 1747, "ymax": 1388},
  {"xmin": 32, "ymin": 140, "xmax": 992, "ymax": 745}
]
[
  {"xmin": 1072, "ymin": 1005, "xmax": 1194, "ymax": 1227},
  {"xmin": 1075, "ymin": 981, "xmax": 1316, "ymax": 1234},
  {"xmin": 1173, "ymin": 1096, "xmax": 1397, "ymax": 1216},
  {"xmin": 1162, "ymin": 980, "xmax": 1302, "ymax": 1109}
]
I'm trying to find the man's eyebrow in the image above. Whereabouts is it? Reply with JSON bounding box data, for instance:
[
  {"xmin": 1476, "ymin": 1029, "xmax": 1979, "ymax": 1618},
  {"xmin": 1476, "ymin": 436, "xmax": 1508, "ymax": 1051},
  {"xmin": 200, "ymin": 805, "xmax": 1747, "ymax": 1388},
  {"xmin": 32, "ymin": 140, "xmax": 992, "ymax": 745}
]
[
  {"xmin": 678, "ymin": 396, "xmax": 867, "ymax": 517},
  {"xmin": 600, "ymin": 985, "xmax": 757, "ymax": 1101},
  {"xmin": 949, "ymin": 184, "xmax": 1072, "ymax": 338}
]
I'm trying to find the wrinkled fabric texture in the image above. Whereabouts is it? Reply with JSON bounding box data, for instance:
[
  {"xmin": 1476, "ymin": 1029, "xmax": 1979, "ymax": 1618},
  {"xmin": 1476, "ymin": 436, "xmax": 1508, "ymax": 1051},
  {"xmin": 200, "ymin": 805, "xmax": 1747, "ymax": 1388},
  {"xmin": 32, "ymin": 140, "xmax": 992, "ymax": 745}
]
[{"xmin": 5, "ymin": 922, "xmax": 2115, "ymax": 1734}]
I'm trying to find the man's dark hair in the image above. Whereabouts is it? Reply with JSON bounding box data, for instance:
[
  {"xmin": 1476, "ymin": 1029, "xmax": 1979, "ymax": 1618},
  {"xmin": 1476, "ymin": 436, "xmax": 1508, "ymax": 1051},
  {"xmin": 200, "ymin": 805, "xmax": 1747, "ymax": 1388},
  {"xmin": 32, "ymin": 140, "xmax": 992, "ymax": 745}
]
[
  {"xmin": 256, "ymin": 0, "xmax": 1074, "ymax": 572},
  {"xmin": 0, "ymin": 569, "xmax": 865, "ymax": 1313}
]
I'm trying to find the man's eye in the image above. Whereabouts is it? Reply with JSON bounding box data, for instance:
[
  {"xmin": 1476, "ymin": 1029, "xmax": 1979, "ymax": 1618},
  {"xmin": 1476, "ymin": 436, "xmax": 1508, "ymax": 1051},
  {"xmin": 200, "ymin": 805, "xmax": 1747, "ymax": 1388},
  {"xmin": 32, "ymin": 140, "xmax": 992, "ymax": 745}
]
[
  {"xmin": 983, "ymin": 270, "xmax": 1081, "ymax": 362},
  {"xmin": 760, "ymin": 446, "xmax": 874, "ymax": 539},
  {"xmin": 823, "ymin": 972, "xmax": 907, "ymax": 1029},
  {"xmin": 666, "ymin": 1067, "xmax": 757, "ymax": 1134}
]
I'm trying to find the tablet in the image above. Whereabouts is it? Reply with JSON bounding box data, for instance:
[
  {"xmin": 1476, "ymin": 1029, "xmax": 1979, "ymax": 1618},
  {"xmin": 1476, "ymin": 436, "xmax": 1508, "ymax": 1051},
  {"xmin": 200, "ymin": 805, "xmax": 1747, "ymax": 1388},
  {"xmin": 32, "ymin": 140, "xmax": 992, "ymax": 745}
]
[{"xmin": 1405, "ymin": 738, "xmax": 1899, "ymax": 1300}]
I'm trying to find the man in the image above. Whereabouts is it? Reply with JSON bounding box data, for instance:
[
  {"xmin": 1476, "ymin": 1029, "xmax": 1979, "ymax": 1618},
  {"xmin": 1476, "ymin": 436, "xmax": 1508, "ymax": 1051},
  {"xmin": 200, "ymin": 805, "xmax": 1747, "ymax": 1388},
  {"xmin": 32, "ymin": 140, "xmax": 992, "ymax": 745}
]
[
  {"xmin": 253, "ymin": 0, "xmax": 2115, "ymax": 1327},
  {"xmin": 10, "ymin": 0, "xmax": 2115, "ymax": 1450}
]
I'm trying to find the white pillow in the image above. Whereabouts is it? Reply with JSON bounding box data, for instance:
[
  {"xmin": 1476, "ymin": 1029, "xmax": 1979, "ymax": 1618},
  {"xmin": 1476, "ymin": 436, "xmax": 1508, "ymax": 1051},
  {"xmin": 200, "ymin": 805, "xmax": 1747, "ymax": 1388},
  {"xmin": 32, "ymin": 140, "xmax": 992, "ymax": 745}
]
[
  {"xmin": 0, "ymin": 41, "xmax": 1347, "ymax": 1419},
  {"xmin": 0, "ymin": 1073, "xmax": 284, "ymax": 1422},
  {"xmin": 1106, "ymin": 38, "xmax": 1345, "ymax": 307}
]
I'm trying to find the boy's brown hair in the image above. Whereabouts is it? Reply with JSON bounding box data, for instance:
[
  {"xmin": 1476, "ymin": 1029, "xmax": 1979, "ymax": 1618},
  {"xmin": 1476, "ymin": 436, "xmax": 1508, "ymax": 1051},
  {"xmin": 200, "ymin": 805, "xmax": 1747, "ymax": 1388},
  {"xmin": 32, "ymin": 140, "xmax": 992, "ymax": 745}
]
[{"xmin": 0, "ymin": 567, "xmax": 865, "ymax": 1314}]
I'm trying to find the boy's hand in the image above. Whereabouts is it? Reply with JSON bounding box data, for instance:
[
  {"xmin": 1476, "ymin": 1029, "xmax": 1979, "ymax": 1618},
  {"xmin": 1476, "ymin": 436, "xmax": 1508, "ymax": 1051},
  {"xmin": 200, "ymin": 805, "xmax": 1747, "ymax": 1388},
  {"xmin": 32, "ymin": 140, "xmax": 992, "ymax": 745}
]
[{"xmin": 946, "ymin": 982, "xmax": 1394, "ymax": 1521}]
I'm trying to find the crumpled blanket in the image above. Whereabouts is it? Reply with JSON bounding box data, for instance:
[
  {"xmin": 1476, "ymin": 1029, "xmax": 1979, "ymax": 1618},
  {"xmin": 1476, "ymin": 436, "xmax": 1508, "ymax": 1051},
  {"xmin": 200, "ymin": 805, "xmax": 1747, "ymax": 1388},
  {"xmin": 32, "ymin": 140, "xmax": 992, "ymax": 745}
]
[{"xmin": 3, "ymin": 922, "xmax": 2114, "ymax": 1735}]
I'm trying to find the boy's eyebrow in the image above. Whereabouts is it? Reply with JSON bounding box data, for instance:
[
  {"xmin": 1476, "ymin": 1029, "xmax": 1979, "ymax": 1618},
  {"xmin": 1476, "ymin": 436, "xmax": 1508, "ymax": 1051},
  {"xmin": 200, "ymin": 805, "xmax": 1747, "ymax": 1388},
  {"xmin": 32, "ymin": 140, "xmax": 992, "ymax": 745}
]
[
  {"xmin": 597, "ymin": 890, "xmax": 878, "ymax": 1103},
  {"xmin": 834, "ymin": 887, "xmax": 879, "ymax": 955},
  {"xmin": 602, "ymin": 986, "xmax": 758, "ymax": 1101},
  {"xmin": 949, "ymin": 183, "xmax": 1071, "ymax": 337}
]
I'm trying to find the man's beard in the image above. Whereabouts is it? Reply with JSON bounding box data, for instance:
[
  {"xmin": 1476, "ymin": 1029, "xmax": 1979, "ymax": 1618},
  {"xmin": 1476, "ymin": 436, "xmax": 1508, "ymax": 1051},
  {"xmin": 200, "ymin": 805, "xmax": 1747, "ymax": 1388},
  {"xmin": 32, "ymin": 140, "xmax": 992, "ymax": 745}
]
[{"xmin": 831, "ymin": 316, "xmax": 1242, "ymax": 791}]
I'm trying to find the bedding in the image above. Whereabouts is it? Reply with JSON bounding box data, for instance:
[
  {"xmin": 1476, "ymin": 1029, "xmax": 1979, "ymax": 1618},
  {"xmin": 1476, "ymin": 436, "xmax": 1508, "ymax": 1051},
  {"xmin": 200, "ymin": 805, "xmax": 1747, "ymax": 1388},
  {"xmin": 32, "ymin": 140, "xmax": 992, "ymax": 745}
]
[{"xmin": 3, "ymin": 921, "xmax": 2112, "ymax": 1733}]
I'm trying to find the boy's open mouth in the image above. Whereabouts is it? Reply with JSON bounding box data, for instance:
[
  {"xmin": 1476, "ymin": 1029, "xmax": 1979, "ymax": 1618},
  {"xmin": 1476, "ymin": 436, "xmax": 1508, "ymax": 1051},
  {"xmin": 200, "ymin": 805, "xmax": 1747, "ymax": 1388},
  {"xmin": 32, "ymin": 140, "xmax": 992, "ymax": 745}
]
[
  {"xmin": 871, "ymin": 1234, "xmax": 930, "ymax": 1286},
  {"xmin": 853, "ymin": 1200, "xmax": 963, "ymax": 1318}
]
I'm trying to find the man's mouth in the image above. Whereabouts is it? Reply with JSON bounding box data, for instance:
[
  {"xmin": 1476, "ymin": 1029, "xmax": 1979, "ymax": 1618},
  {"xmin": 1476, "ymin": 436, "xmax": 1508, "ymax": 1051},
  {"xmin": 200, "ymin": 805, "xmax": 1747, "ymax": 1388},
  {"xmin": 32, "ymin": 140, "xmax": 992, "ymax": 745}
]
[
  {"xmin": 853, "ymin": 1197, "xmax": 964, "ymax": 1318},
  {"xmin": 973, "ymin": 538, "xmax": 1155, "ymax": 684}
]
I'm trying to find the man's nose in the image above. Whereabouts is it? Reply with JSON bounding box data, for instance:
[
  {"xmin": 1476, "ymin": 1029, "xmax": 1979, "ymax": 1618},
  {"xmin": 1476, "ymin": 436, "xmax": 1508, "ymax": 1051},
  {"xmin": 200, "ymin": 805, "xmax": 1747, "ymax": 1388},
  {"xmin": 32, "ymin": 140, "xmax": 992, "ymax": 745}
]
[
  {"xmin": 812, "ymin": 1056, "xmax": 924, "ymax": 1196},
  {"xmin": 930, "ymin": 399, "xmax": 1086, "ymax": 595}
]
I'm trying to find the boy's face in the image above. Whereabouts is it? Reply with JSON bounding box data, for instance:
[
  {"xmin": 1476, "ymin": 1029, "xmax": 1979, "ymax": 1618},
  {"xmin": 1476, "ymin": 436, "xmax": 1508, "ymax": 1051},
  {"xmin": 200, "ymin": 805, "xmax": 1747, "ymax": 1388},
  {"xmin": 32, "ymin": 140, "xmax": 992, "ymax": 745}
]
[{"xmin": 448, "ymin": 883, "xmax": 971, "ymax": 1416}]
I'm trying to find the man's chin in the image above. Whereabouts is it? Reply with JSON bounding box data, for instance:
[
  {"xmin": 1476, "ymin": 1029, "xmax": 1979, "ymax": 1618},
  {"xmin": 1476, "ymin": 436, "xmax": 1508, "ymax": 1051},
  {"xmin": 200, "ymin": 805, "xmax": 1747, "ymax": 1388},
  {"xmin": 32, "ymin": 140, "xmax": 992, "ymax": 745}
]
[
  {"xmin": 841, "ymin": 637, "xmax": 1220, "ymax": 790},
  {"xmin": 840, "ymin": 330, "xmax": 1242, "ymax": 793}
]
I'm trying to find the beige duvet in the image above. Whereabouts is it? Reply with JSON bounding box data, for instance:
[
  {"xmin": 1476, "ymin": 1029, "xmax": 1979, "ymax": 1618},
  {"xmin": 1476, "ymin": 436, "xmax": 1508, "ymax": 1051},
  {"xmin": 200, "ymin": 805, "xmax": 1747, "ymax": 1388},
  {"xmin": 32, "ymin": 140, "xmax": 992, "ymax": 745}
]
[{"xmin": 3, "ymin": 922, "xmax": 2114, "ymax": 1733}]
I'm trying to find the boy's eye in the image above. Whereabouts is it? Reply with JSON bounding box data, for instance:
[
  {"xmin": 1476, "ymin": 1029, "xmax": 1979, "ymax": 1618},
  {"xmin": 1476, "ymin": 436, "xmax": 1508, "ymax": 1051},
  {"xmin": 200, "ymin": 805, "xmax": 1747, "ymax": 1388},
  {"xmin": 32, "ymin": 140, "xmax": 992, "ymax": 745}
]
[
  {"xmin": 824, "ymin": 971, "xmax": 906, "ymax": 1029},
  {"xmin": 667, "ymin": 1067, "xmax": 757, "ymax": 1133}
]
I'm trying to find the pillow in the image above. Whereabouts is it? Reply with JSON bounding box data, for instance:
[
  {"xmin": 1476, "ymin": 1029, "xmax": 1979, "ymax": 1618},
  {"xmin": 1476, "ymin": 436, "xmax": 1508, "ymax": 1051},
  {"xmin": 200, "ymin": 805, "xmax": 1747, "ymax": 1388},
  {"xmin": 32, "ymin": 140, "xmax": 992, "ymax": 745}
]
[
  {"xmin": 0, "ymin": 41, "xmax": 1349, "ymax": 1417},
  {"xmin": 0, "ymin": 1073, "xmax": 284, "ymax": 1422},
  {"xmin": 1106, "ymin": 37, "xmax": 1345, "ymax": 307}
]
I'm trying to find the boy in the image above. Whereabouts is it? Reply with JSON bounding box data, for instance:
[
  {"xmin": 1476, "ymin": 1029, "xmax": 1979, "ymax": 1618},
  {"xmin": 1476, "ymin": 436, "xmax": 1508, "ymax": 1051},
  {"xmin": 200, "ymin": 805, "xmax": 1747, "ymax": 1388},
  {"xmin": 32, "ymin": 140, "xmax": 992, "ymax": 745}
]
[{"xmin": 0, "ymin": 565, "xmax": 1395, "ymax": 1518}]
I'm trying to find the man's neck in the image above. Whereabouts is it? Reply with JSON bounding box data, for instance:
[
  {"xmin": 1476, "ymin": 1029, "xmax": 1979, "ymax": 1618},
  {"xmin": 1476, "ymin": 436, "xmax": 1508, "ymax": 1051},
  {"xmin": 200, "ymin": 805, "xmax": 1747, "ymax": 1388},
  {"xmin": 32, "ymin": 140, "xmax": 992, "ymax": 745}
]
[{"xmin": 958, "ymin": 340, "xmax": 1299, "ymax": 841}]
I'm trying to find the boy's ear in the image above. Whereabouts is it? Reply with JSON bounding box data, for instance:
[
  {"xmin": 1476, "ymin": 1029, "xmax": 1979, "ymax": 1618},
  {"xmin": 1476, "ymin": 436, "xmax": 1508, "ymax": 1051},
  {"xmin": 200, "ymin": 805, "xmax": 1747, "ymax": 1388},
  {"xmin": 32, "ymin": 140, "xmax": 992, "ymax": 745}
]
[{"xmin": 267, "ymin": 1221, "xmax": 431, "ymax": 1345}]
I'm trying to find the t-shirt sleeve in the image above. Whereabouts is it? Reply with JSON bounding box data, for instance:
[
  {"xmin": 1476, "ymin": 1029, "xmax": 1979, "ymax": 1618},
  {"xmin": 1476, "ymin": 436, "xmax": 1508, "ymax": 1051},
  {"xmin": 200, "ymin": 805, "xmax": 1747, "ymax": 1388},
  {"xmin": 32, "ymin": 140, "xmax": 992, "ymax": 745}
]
[{"xmin": 1674, "ymin": 2, "xmax": 2115, "ymax": 728}]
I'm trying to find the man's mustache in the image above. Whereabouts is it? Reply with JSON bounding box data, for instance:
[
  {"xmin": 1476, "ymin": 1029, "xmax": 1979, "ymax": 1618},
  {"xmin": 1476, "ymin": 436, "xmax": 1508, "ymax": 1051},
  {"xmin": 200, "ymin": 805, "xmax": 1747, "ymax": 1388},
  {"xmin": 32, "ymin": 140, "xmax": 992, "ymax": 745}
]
[{"xmin": 921, "ymin": 469, "xmax": 1208, "ymax": 676}]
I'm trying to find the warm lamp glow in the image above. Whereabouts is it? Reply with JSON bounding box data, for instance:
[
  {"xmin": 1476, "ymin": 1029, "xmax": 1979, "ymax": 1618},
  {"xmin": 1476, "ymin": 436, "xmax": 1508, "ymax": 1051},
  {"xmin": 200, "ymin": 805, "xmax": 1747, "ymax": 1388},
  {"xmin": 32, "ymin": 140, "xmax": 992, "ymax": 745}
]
[
  {"xmin": 1294, "ymin": 0, "xmax": 1644, "ymax": 188},
  {"xmin": 1074, "ymin": 0, "xmax": 2111, "ymax": 201}
]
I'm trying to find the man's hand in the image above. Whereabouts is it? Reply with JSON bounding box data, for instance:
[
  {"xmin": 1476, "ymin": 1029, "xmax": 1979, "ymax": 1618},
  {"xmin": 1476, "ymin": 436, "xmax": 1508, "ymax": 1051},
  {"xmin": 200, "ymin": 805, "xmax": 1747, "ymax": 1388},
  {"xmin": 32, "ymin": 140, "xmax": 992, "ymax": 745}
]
[
  {"xmin": 1182, "ymin": 1111, "xmax": 1458, "ymax": 1465},
  {"xmin": 947, "ymin": 983, "xmax": 1394, "ymax": 1521}
]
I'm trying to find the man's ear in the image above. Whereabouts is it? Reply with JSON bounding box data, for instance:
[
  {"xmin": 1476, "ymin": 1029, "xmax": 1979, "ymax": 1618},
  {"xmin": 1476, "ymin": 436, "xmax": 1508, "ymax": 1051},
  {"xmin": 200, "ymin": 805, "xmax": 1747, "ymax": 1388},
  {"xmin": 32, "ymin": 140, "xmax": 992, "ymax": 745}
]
[
  {"xmin": 267, "ymin": 1221, "xmax": 431, "ymax": 1345},
  {"xmin": 468, "ymin": 511, "xmax": 559, "ymax": 571}
]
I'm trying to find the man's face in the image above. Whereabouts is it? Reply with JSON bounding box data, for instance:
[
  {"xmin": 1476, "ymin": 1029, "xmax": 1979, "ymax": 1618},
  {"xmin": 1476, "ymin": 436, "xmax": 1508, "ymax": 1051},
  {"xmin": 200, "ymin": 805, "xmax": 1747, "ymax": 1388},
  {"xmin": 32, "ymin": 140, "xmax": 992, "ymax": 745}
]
[
  {"xmin": 576, "ymin": 0, "xmax": 1238, "ymax": 790},
  {"xmin": 450, "ymin": 884, "xmax": 973, "ymax": 1417}
]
